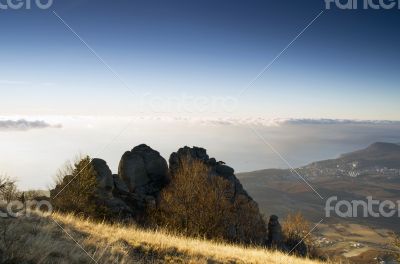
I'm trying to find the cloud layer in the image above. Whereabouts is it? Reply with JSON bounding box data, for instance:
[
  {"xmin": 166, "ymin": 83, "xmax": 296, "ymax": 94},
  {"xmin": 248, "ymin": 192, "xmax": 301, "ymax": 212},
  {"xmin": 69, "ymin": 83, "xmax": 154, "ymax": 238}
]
[
  {"xmin": 145, "ymin": 117, "xmax": 400, "ymax": 127},
  {"xmin": 0, "ymin": 119, "xmax": 62, "ymax": 131}
]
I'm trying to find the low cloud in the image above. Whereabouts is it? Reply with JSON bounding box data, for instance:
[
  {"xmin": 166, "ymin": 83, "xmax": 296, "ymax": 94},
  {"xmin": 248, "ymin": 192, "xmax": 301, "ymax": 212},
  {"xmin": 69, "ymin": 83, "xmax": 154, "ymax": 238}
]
[
  {"xmin": 58, "ymin": 116, "xmax": 400, "ymax": 127},
  {"xmin": 282, "ymin": 118, "xmax": 400, "ymax": 126},
  {"xmin": 184, "ymin": 117, "xmax": 400, "ymax": 127},
  {"xmin": 0, "ymin": 119, "xmax": 62, "ymax": 131}
]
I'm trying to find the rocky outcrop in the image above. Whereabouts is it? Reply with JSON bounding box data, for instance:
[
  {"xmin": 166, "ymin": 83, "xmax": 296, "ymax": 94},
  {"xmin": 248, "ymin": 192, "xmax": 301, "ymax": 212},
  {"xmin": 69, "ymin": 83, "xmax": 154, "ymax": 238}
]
[
  {"xmin": 52, "ymin": 144, "xmax": 268, "ymax": 244},
  {"xmin": 267, "ymin": 215, "xmax": 284, "ymax": 247},
  {"xmin": 89, "ymin": 145, "xmax": 170, "ymax": 220},
  {"xmin": 169, "ymin": 146, "xmax": 255, "ymax": 203},
  {"xmin": 91, "ymin": 158, "xmax": 133, "ymax": 217},
  {"xmin": 92, "ymin": 158, "xmax": 114, "ymax": 197},
  {"xmin": 118, "ymin": 144, "xmax": 169, "ymax": 197},
  {"xmin": 168, "ymin": 146, "xmax": 267, "ymax": 243}
]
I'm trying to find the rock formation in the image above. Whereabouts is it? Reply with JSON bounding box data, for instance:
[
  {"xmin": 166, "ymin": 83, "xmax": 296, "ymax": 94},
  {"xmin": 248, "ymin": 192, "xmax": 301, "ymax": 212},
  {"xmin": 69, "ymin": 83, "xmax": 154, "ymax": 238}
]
[
  {"xmin": 169, "ymin": 146, "xmax": 256, "ymax": 204},
  {"xmin": 51, "ymin": 144, "xmax": 268, "ymax": 243},
  {"xmin": 169, "ymin": 146, "xmax": 267, "ymax": 243},
  {"xmin": 92, "ymin": 158, "xmax": 114, "ymax": 197},
  {"xmin": 90, "ymin": 144, "xmax": 170, "ymax": 219},
  {"xmin": 118, "ymin": 144, "xmax": 169, "ymax": 197},
  {"xmin": 267, "ymin": 215, "xmax": 284, "ymax": 247},
  {"xmin": 91, "ymin": 158, "xmax": 133, "ymax": 218}
]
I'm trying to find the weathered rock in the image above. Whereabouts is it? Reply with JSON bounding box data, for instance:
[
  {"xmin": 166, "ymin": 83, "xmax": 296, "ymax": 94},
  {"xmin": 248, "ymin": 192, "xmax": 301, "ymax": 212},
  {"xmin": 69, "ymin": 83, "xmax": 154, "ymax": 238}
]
[
  {"xmin": 118, "ymin": 144, "xmax": 169, "ymax": 197},
  {"xmin": 104, "ymin": 197, "xmax": 133, "ymax": 217},
  {"xmin": 169, "ymin": 146, "xmax": 209, "ymax": 175},
  {"xmin": 267, "ymin": 215, "xmax": 284, "ymax": 247},
  {"xmin": 90, "ymin": 159, "xmax": 133, "ymax": 217},
  {"xmin": 119, "ymin": 152, "xmax": 148, "ymax": 190},
  {"xmin": 215, "ymin": 164, "xmax": 234, "ymax": 177},
  {"xmin": 92, "ymin": 158, "xmax": 114, "ymax": 195},
  {"xmin": 113, "ymin": 174, "xmax": 129, "ymax": 194}
]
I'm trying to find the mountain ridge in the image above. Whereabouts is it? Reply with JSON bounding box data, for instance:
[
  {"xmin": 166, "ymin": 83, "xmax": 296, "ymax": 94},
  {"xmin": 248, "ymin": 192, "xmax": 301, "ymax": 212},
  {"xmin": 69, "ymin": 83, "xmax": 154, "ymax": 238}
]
[{"xmin": 307, "ymin": 142, "xmax": 400, "ymax": 171}]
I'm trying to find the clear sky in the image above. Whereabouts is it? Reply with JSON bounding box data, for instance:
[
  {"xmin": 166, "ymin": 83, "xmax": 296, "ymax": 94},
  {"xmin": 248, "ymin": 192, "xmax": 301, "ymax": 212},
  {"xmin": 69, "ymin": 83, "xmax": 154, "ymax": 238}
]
[
  {"xmin": 0, "ymin": 0, "xmax": 399, "ymax": 119},
  {"xmin": 1, "ymin": 0, "xmax": 400, "ymax": 189}
]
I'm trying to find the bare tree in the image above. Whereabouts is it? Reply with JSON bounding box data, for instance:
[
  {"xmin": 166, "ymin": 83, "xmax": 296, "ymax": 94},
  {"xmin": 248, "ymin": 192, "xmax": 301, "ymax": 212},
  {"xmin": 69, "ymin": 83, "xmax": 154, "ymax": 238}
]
[
  {"xmin": 152, "ymin": 159, "xmax": 233, "ymax": 240},
  {"xmin": 0, "ymin": 175, "xmax": 18, "ymax": 203},
  {"xmin": 282, "ymin": 212, "xmax": 311, "ymax": 243},
  {"xmin": 282, "ymin": 212, "xmax": 319, "ymax": 257},
  {"xmin": 151, "ymin": 158, "xmax": 267, "ymax": 243}
]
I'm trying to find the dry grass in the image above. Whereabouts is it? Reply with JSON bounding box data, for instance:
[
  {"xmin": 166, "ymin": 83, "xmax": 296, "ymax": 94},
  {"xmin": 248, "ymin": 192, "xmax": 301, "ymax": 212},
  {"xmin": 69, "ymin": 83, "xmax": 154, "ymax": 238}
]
[{"xmin": 0, "ymin": 212, "xmax": 337, "ymax": 264}]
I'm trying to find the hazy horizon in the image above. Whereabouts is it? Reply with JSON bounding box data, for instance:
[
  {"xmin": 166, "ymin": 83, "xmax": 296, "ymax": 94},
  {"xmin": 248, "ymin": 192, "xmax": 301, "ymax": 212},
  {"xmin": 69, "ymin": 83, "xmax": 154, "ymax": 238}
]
[{"xmin": 2, "ymin": 115, "xmax": 400, "ymax": 190}]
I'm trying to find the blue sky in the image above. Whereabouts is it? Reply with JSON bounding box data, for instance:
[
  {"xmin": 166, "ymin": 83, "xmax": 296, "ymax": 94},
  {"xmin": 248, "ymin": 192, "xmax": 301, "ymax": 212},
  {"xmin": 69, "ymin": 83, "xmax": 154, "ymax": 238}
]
[{"xmin": 0, "ymin": 0, "xmax": 399, "ymax": 119}]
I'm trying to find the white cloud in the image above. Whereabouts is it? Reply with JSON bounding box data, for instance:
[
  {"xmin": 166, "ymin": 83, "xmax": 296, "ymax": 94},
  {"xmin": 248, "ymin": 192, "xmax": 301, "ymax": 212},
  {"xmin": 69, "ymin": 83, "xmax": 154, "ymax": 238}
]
[
  {"xmin": 0, "ymin": 119, "xmax": 62, "ymax": 131},
  {"xmin": 164, "ymin": 117, "xmax": 400, "ymax": 127},
  {"xmin": 1, "ymin": 115, "xmax": 399, "ymax": 130}
]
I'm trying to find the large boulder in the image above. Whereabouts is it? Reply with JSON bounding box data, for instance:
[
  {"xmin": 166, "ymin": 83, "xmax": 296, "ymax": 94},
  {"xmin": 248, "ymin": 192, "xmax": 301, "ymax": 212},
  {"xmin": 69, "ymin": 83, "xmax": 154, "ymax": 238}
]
[
  {"xmin": 92, "ymin": 158, "xmax": 114, "ymax": 196},
  {"xmin": 118, "ymin": 144, "xmax": 169, "ymax": 197},
  {"xmin": 113, "ymin": 174, "xmax": 129, "ymax": 194},
  {"xmin": 91, "ymin": 159, "xmax": 133, "ymax": 217},
  {"xmin": 267, "ymin": 215, "xmax": 284, "ymax": 247}
]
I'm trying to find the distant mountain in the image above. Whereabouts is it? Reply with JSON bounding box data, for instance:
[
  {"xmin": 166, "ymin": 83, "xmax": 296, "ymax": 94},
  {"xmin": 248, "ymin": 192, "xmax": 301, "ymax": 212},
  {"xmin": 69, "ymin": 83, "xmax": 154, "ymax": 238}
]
[
  {"xmin": 307, "ymin": 142, "xmax": 400, "ymax": 170},
  {"xmin": 237, "ymin": 142, "xmax": 400, "ymax": 236}
]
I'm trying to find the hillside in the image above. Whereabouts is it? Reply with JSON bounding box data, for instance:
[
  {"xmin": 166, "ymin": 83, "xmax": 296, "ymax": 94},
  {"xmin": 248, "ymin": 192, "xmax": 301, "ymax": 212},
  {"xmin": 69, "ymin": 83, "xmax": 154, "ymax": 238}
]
[
  {"xmin": 0, "ymin": 212, "xmax": 328, "ymax": 264},
  {"xmin": 307, "ymin": 142, "xmax": 400, "ymax": 171},
  {"xmin": 237, "ymin": 143, "xmax": 400, "ymax": 263}
]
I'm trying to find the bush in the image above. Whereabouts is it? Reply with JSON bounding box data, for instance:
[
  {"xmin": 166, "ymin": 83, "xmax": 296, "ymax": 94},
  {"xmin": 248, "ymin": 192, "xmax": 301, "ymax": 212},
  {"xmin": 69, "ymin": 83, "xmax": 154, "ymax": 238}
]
[
  {"xmin": 150, "ymin": 158, "xmax": 266, "ymax": 244},
  {"xmin": 0, "ymin": 175, "xmax": 18, "ymax": 203},
  {"xmin": 282, "ymin": 212, "xmax": 311, "ymax": 243},
  {"xmin": 50, "ymin": 156, "xmax": 111, "ymax": 219},
  {"xmin": 151, "ymin": 159, "xmax": 233, "ymax": 240},
  {"xmin": 282, "ymin": 212, "xmax": 315, "ymax": 257}
]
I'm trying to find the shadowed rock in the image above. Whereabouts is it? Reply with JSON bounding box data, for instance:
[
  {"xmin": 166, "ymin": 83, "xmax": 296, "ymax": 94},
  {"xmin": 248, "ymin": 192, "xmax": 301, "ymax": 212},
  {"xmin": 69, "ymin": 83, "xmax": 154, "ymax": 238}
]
[
  {"xmin": 92, "ymin": 158, "xmax": 114, "ymax": 196},
  {"xmin": 118, "ymin": 144, "xmax": 169, "ymax": 197},
  {"xmin": 267, "ymin": 215, "xmax": 283, "ymax": 247}
]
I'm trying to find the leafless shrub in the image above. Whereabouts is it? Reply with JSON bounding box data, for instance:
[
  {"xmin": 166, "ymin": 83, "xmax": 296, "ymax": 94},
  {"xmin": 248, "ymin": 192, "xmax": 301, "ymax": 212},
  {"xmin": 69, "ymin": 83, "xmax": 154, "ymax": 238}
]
[
  {"xmin": 0, "ymin": 175, "xmax": 18, "ymax": 203},
  {"xmin": 282, "ymin": 212, "xmax": 320, "ymax": 258},
  {"xmin": 149, "ymin": 158, "xmax": 266, "ymax": 244},
  {"xmin": 282, "ymin": 212, "xmax": 311, "ymax": 243},
  {"xmin": 150, "ymin": 159, "xmax": 233, "ymax": 240}
]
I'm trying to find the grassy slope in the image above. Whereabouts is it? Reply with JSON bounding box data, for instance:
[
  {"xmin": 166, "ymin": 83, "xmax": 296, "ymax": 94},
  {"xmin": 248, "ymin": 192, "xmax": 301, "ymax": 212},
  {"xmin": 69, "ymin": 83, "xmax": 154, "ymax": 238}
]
[{"xmin": 0, "ymin": 212, "xmax": 333, "ymax": 264}]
